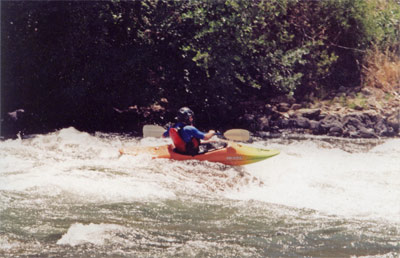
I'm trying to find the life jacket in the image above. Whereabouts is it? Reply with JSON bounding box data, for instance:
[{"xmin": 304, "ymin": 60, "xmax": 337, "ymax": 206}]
[{"xmin": 169, "ymin": 127, "xmax": 200, "ymax": 155}]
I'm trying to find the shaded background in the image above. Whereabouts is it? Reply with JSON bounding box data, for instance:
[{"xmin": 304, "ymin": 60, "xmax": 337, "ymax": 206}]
[{"xmin": 2, "ymin": 0, "xmax": 399, "ymax": 137}]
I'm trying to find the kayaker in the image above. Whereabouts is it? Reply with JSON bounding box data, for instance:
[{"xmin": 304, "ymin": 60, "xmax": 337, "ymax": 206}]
[{"xmin": 163, "ymin": 107, "xmax": 216, "ymax": 155}]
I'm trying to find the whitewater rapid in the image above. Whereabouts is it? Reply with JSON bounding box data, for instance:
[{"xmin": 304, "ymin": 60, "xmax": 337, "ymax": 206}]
[
  {"xmin": 0, "ymin": 127, "xmax": 399, "ymax": 257},
  {"xmin": 227, "ymin": 139, "xmax": 400, "ymax": 223},
  {"xmin": 2, "ymin": 127, "xmax": 398, "ymax": 221}
]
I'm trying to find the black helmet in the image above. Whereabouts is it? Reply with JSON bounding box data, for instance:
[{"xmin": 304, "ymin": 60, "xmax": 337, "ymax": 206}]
[{"xmin": 177, "ymin": 107, "xmax": 194, "ymax": 124}]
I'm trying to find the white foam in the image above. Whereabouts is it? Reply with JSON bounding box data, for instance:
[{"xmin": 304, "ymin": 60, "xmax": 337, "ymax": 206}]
[
  {"xmin": 139, "ymin": 136, "xmax": 171, "ymax": 146},
  {"xmin": 370, "ymin": 138, "xmax": 400, "ymax": 154},
  {"xmin": 2, "ymin": 128, "xmax": 399, "ymax": 222},
  {"xmin": 0, "ymin": 128, "xmax": 175, "ymax": 202},
  {"xmin": 57, "ymin": 223, "xmax": 125, "ymax": 246},
  {"xmin": 227, "ymin": 140, "xmax": 400, "ymax": 222},
  {"xmin": 0, "ymin": 236, "xmax": 18, "ymax": 250}
]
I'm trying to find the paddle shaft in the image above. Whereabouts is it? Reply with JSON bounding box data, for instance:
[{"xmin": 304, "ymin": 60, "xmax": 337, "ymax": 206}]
[{"xmin": 143, "ymin": 125, "xmax": 250, "ymax": 141}]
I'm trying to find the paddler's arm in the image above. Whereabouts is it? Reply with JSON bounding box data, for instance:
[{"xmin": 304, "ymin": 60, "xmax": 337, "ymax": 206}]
[
  {"xmin": 186, "ymin": 126, "xmax": 215, "ymax": 141},
  {"xmin": 203, "ymin": 130, "xmax": 216, "ymax": 140}
]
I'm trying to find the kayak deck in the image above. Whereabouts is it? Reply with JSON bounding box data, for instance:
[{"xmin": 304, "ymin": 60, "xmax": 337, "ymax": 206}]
[{"xmin": 120, "ymin": 142, "xmax": 279, "ymax": 166}]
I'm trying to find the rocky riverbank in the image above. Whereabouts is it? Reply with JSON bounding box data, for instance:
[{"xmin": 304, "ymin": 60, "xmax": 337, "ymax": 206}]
[
  {"xmin": 240, "ymin": 86, "xmax": 400, "ymax": 139},
  {"xmin": 2, "ymin": 85, "xmax": 398, "ymax": 140}
]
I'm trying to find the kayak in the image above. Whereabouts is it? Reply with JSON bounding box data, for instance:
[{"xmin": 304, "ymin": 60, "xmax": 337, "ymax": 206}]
[{"xmin": 119, "ymin": 142, "xmax": 279, "ymax": 166}]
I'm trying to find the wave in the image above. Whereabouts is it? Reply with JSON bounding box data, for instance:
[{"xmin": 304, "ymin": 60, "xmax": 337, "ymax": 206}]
[
  {"xmin": 1, "ymin": 127, "xmax": 399, "ymax": 223},
  {"xmin": 57, "ymin": 223, "xmax": 126, "ymax": 246}
]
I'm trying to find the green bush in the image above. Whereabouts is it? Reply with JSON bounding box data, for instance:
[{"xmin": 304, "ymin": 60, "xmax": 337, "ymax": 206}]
[{"xmin": 2, "ymin": 0, "xmax": 400, "ymax": 133}]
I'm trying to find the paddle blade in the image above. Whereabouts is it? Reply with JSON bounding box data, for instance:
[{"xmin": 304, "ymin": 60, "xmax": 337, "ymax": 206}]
[
  {"xmin": 223, "ymin": 129, "xmax": 250, "ymax": 141},
  {"xmin": 143, "ymin": 125, "xmax": 165, "ymax": 138}
]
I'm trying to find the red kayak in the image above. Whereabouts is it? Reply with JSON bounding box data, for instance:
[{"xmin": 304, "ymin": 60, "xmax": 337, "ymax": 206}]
[{"xmin": 120, "ymin": 142, "xmax": 279, "ymax": 166}]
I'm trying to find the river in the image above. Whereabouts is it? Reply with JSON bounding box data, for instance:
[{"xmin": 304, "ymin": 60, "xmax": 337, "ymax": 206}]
[{"xmin": 0, "ymin": 127, "xmax": 399, "ymax": 257}]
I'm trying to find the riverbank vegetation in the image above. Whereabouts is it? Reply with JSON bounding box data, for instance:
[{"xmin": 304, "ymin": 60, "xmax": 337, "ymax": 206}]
[{"xmin": 2, "ymin": 0, "xmax": 400, "ymax": 136}]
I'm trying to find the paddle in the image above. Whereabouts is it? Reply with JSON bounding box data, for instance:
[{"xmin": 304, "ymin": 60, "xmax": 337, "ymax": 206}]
[
  {"xmin": 142, "ymin": 125, "xmax": 250, "ymax": 141},
  {"xmin": 143, "ymin": 125, "xmax": 165, "ymax": 138},
  {"xmin": 222, "ymin": 129, "xmax": 250, "ymax": 141}
]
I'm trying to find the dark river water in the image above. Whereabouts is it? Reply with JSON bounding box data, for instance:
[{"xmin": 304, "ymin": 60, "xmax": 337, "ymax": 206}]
[{"xmin": 1, "ymin": 127, "xmax": 399, "ymax": 257}]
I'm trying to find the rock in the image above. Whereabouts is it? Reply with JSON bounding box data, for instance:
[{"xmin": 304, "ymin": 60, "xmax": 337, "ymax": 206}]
[
  {"xmin": 372, "ymin": 116, "xmax": 387, "ymax": 136},
  {"xmin": 318, "ymin": 113, "xmax": 327, "ymax": 120},
  {"xmin": 311, "ymin": 121, "xmax": 325, "ymax": 135},
  {"xmin": 270, "ymin": 95, "xmax": 296, "ymax": 105},
  {"xmin": 367, "ymin": 98, "xmax": 380, "ymax": 109},
  {"xmin": 358, "ymin": 127, "xmax": 378, "ymax": 138},
  {"xmin": 294, "ymin": 116, "xmax": 310, "ymax": 129},
  {"xmin": 387, "ymin": 113, "xmax": 400, "ymax": 132},
  {"xmin": 309, "ymin": 120, "xmax": 320, "ymax": 134},
  {"xmin": 320, "ymin": 115, "xmax": 339, "ymax": 127},
  {"xmin": 271, "ymin": 126, "xmax": 280, "ymax": 132},
  {"xmin": 319, "ymin": 115, "xmax": 343, "ymax": 134},
  {"xmin": 270, "ymin": 132, "xmax": 283, "ymax": 138},
  {"xmin": 291, "ymin": 103, "xmax": 302, "ymax": 110},
  {"xmin": 257, "ymin": 116, "xmax": 269, "ymax": 131},
  {"xmin": 364, "ymin": 110, "xmax": 379, "ymax": 121},
  {"xmin": 344, "ymin": 125, "xmax": 358, "ymax": 138},
  {"xmin": 270, "ymin": 110, "xmax": 282, "ymax": 120},
  {"xmin": 361, "ymin": 87, "xmax": 373, "ymax": 96},
  {"xmin": 328, "ymin": 126, "xmax": 343, "ymax": 137},
  {"xmin": 276, "ymin": 118, "xmax": 290, "ymax": 128},
  {"xmin": 238, "ymin": 114, "xmax": 256, "ymax": 129},
  {"xmin": 347, "ymin": 92, "xmax": 356, "ymax": 98},
  {"xmin": 298, "ymin": 108, "xmax": 321, "ymax": 120},
  {"xmin": 384, "ymin": 126, "xmax": 396, "ymax": 137},
  {"xmin": 356, "ymin": 111, "xmax": 378, "ymax": 128},
  {"xmin": 354, "ymin": 104, "xmax": 364, "ymax": 111},
  {"xmin": 264, "ymin": 104, "xmax": 277, "ymax": 116},
  {"xmin": 342, "ymin": 114, "xmax": 363, "ymax": 128},
  {"xmin": 256, "ymin": 131, "xmax": 282, "ymax": 138},
  {"xmin": 256, "ymin": 131, "xmax": 270, "ymax": 138},
  {"xmin": 336, "ymin": 92, "xmax": 346, "ymax": 98},
  {"xmin": 251, "ymin": 93, "xmax": 398, "ymax": 139},
  {"xmin": 243, "ymin": 114, "xmax": 255, "ymax": 122},
  {"xmin": 277, "ymin": 103, "xmax": 291, "ymax": 112}
]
